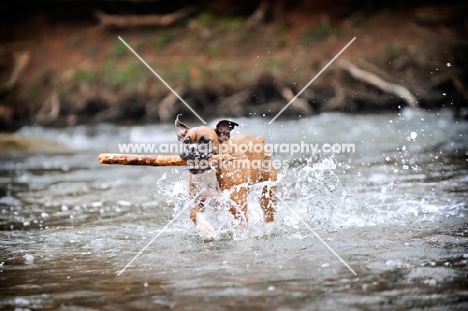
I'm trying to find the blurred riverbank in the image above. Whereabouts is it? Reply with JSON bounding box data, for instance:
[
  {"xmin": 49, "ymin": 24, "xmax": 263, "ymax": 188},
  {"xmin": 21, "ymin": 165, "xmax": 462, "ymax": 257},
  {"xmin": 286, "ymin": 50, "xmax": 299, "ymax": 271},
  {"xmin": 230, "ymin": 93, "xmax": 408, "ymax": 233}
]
[{"xmin": 1, "ymin": 0, "xmax": 467, "ymax": 130}]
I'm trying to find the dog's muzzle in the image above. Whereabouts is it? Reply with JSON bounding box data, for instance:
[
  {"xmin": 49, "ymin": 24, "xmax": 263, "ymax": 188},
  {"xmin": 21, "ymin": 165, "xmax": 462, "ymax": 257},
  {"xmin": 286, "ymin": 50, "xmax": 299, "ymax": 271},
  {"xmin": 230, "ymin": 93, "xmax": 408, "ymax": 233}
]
[{"xmin": 180, "ymin": 143, "xmax": 215, "ymax": 175}]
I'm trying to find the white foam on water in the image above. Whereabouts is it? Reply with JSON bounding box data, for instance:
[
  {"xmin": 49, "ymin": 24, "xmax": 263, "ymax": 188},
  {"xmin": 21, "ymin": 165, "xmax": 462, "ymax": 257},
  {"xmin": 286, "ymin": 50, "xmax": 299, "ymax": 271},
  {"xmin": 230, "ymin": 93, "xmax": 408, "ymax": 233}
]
[
  {"xmin": 151, "ymin": 152, "xmax": 468, "ymax": 241},
  {"xmin": 23, "ymin": 254, "xmax": 34, "ymax": 264}
]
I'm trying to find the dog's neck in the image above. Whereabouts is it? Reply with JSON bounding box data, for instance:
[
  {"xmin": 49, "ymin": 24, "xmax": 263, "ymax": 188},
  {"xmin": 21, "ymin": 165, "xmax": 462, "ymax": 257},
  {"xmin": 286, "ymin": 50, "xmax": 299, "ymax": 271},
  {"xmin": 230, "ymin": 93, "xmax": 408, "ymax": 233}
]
[{"xmin": 191, "ymin": 168, "xmax": 220, "ymax": 198}]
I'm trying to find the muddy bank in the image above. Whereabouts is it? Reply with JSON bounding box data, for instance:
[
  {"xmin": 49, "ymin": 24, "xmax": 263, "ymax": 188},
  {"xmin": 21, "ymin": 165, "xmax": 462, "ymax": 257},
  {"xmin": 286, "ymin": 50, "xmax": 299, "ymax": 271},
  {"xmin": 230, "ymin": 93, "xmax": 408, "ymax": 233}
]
[{"xmin": 1, "ymin": 1, "xmax": 468, "ymax": 129}]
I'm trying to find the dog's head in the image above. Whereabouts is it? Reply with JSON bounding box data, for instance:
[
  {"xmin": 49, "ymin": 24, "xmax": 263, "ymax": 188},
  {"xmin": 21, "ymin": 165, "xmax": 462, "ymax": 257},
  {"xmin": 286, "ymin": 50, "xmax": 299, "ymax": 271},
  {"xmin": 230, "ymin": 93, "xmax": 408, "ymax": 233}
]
[{"xmin": 175, "ymin": 114, "xmax": 238, "ymax": 174}]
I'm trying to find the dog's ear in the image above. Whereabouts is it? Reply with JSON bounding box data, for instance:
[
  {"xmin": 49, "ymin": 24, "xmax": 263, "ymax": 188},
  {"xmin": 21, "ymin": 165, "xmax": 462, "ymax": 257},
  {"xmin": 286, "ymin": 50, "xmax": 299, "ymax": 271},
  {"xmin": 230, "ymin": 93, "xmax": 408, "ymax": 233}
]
[
  {"xmin": 215, "ymin": 120, "xmax": 239, "ymax": 142},
  {"xmin": 175, "ymin": 114, "xmax": 189, "ymax": 141}
]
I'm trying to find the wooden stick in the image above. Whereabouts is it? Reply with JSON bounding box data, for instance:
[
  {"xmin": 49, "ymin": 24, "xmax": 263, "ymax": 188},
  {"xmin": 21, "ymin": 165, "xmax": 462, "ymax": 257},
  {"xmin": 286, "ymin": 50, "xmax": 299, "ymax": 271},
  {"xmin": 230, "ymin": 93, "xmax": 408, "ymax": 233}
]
[
  {"xmin": 94, "ymin": 7, "xmax": 196, "ymax": 28},
  {"xmin": 98, "ymin": 153, "xmax": 233, "ymax": 167}
]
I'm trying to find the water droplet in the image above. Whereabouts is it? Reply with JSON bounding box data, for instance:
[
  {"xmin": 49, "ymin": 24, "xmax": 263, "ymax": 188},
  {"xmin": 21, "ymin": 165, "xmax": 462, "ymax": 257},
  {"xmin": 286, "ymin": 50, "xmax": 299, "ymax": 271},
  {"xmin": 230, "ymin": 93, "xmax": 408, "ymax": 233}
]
[
  {"xmin": 446, "ymin": 63, "xmax": 451, "ymax": 67},
  {"xmin": 410, "ymin": 132, "xmax": 417, "ymax": 139},
  {"xmin": 117, "ymin": 200, "xmax": 131, "ymax": 207}
]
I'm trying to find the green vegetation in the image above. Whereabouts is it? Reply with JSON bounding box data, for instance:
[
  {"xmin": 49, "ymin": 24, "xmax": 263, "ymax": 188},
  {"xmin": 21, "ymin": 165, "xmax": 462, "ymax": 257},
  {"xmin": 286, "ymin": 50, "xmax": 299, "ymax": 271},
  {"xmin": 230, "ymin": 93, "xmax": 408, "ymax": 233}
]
[
  {"xmin": 194, "ymin": 11, "xmax": 244, "ymax": 30},
  {"xmin": 174, "ymin": 61, "xmax": 190, "ymax": 83},
  {"xmin": 196, "ymin": 11, "xmax": 215, "ymax": 26},
  {"xmin": 155, "ymin": 29, "xmax": 179, "ymax": 51},
  {"xmin": 276, "ymin": 34, "xmax": 287, "ymax": 47},
  {"xmin": 351, "ymin": 14, "xmax": 365, "ymax": 27},
  {"xmin": 83, "ymin": 43, "xmax": 101, "ymax": 58},
  {"xmin": 268, "ymin": 58, "xmax": 282, "ymax": 74},
  {"xmin": 219, "ymin": 16, "xmax": 244, "ymax": 29},
  {"xmin": 74, "ymin": 70, "xmax": 98, "ymax": 83},
  {"xmin": 208, "ymin": 42, "xmax": 220, "ymax": 56},
  {"xmin": 381, "ymin": 42, "xmax": 402, "ymax": 60},
  {"xmin": 109, "ymin": 42, "xmax": 128, "ymax": 58},
  {"xmin": 26, "ymin": 83, "xmax": 39, "ymax": 98},
  {"xmin": 300, "ymin": 24, "xmax": 339, "ymax": 44}
]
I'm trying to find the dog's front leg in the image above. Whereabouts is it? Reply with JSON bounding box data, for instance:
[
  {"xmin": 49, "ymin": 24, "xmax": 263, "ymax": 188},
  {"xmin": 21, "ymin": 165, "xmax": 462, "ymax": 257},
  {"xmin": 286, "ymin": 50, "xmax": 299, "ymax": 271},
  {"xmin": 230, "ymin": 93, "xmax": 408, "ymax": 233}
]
[
  {"xmin": 189, "ymin": 202, "xmax": 216, "ymax": 241},
  {"xmin": 189, "ymin": 180, "xmax": 216, "ymax": 241}
]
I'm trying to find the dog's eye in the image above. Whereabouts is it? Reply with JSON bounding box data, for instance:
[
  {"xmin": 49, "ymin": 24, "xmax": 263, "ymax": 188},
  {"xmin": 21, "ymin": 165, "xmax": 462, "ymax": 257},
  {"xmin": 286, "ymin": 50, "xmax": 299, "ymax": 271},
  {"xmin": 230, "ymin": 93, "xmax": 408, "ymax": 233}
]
[
  {"xmin": 183, "ymin": 138, "xmax": 190, "ymax": 145},
  {"xmin": 199, "ymin": 137, "xmax": 211, "ymax": 144}
]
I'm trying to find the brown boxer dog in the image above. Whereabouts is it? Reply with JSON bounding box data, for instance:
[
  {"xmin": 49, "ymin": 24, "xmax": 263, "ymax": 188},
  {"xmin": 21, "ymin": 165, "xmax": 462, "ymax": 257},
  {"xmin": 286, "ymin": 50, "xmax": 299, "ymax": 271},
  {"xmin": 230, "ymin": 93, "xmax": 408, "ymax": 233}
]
[{"xmin": 175, "ymin": 114, "xmax": 277, "ymax": 240}]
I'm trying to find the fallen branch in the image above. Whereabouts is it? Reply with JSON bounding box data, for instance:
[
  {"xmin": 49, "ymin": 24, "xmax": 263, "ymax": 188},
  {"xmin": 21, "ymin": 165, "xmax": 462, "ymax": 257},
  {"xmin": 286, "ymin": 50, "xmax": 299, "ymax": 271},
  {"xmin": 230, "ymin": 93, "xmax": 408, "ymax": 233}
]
[
  {"xmin": 246, "ymin": 0, "xmax": 270, "ymax": 29},
  {"xmin": 35, "ymin": 90, "xmax": 60, "ymax": 125},
  {"xmin": 414, "ymin": 5, "xmax": 465, "ymax": 24},
  {"xmin": 356, "ymin": 58, "xmax": 428, "ymax": 99},
  {"xmin": 323, "ymin": 83, "xmax": 346, "ymax": 110},
  {"xmin": 409, "ymin": 21, "xmax": 468, "ymax": 46},
  {"xmin": 1, "ymin": 51, "xmax": 30, "ymax": 94},
  {"xmin": 0, "ymin": 105, "xmax": 13, "ymax": 124},
  {"xmin": 218, "ymin": 90, "xmax": 249, "ymax": 115},
  {"xmin": 247, "ymin": 101, "xmax": 287, "ymax": 114},
  {"xmin": 158, "ymin": 85, "xmax": 187, "ymax": 122},
  {"xmin": 98, "ymin": 153, "xmax": 236, "ymax": 167},
  {"xmin": 453, "ymin": 76, "xmax": 468, "ymax": 102},
  {"xmin": 94, "ymin": 7, "xmax": 196, "ymax": 28},
  {"xmin": 280, "ymin": 87, "xmax": 310, "ymax": 113},
  {"xmin": 338, "ymin": 59, "xmax": 419, "ymax": 107}
]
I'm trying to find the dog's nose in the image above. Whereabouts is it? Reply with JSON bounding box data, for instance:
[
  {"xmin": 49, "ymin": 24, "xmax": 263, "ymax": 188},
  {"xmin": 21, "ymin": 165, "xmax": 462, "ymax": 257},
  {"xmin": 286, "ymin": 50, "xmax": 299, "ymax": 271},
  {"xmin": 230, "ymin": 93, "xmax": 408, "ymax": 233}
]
[
  {"xmin": 180, "ymin": 143, "xmax": 214, "ymax": 161},
  {"xmin": 180, "ymin": 143, "xmax": 199, "ymax": 160},
  {"xmin": 188, "ymin": 144, "xmax": 198, "ymax": 154}
]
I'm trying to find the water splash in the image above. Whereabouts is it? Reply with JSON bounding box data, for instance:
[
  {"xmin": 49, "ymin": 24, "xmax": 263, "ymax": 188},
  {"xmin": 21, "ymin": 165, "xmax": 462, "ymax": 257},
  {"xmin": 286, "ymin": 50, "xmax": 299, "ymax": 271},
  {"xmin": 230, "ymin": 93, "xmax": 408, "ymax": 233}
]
[
  {"xmin": 152, "ymin": 157, "xmax": 348, "ymax": 240},
  {"xmin": 280, "ymin": 158, "xmax": 345, "ymax": 228}
]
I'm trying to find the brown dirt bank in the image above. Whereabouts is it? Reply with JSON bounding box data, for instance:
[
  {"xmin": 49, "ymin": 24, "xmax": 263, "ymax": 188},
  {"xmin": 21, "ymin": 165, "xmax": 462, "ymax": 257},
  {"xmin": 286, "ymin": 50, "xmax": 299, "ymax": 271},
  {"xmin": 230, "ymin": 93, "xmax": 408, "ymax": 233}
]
[{"xmin": 1, "ymin": 1, "xmax": 467, "ymax": 130}]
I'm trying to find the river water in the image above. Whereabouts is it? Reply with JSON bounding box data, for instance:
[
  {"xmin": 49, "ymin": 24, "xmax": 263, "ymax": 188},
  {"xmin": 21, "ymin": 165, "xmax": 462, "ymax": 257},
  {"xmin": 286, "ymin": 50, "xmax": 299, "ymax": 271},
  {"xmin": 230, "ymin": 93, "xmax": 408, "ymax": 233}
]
[{"xmin": 1, "ymin": 109, "xmax": 467, "ymax": 310}]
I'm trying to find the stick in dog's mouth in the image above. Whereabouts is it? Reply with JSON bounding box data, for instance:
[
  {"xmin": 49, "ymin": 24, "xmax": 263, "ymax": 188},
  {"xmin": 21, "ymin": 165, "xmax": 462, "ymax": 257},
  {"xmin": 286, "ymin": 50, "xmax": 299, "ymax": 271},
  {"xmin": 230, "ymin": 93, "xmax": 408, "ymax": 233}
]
[{"xmin": 97, "ymin": 153, "xmax": 235, "ymax": 167}]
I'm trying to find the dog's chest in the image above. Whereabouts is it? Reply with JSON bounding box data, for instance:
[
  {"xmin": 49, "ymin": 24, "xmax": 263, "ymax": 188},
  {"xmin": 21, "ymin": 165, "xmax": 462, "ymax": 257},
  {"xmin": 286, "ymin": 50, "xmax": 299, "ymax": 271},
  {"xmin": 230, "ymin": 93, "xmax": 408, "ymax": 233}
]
[{"xmin": 191, "ymin": 169, "xmax": 220, "ymax": 197}]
